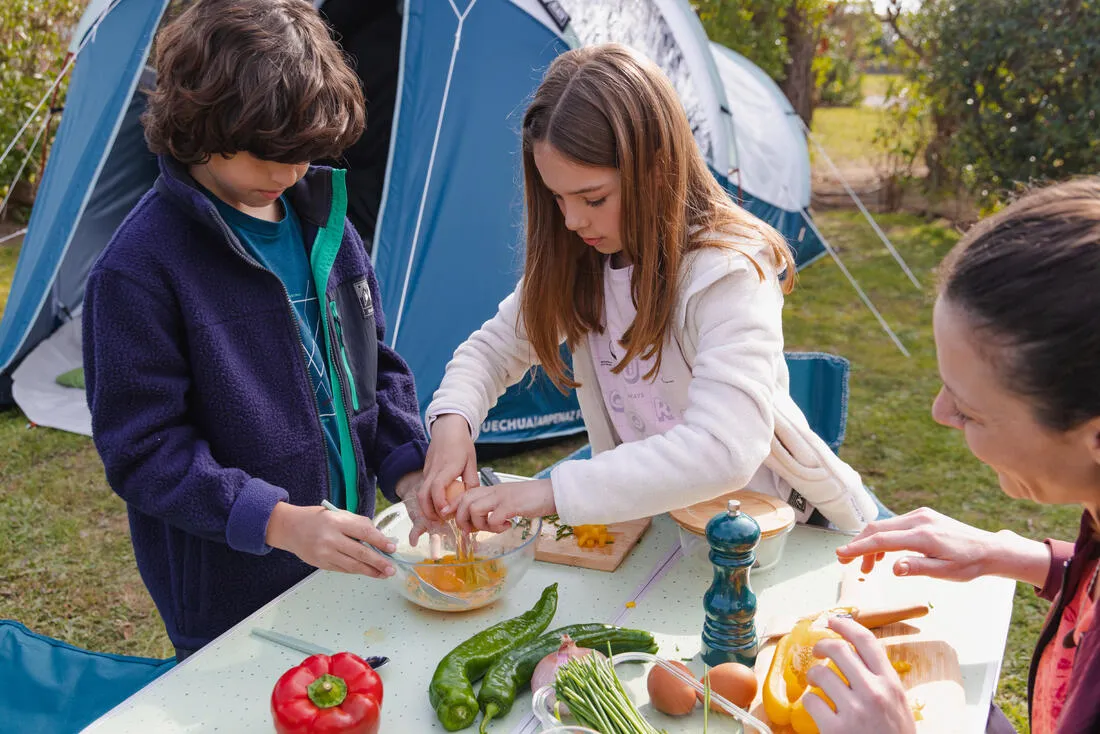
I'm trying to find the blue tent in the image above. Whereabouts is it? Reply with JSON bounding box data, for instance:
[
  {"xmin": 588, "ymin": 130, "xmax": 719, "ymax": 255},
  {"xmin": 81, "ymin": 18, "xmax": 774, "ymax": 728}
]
[{"xmin": 0, "ymin": 0, "xmax": 823, "ymax": 443}]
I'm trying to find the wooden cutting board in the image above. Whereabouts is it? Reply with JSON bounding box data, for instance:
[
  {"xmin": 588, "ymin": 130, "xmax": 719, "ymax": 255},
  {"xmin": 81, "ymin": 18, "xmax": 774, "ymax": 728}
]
[
  {"xmin": 534, "ymin": 517, "xmax": 651, "ymax": 572},
  {"xmin": 750, "ymin": 558, "xmax": 964, "ymax": 732},
  {"xmin": 749, "ymin": 631, "xmax": 966, "ymax": 733}
]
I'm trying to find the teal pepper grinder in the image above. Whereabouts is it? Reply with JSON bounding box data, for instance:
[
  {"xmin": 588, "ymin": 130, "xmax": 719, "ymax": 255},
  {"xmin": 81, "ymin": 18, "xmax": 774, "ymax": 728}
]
[{"xmin": 701, "ymin": 499, "xmax": 760, "ymax": 667}]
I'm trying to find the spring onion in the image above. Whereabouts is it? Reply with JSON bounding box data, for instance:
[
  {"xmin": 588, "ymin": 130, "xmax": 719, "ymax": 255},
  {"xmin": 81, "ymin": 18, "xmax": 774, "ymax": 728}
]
[{"xmin": 554, "ymin": 654, "xmax": 664, "ymax": 734}]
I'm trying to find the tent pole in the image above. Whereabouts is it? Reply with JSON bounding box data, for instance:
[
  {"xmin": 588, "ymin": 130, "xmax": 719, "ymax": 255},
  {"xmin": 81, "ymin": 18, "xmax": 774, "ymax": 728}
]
[
  {"xmin": 801, "ymin": 119, "xmax": 922, "ymax": 291},
  {"xmin": 0, "ymin": 228, "xmax": 27, "ymax": 246},
  {"xmin": 0, "ymin": 0, "xmax": 122, "ymax": 171},
  {"xmin": 798, "ymin": 209, "xmax": 910, "ymax": 358},
  {"xmin": 0, "ymin": 114, "xmax": 52, "ymax": 219}
]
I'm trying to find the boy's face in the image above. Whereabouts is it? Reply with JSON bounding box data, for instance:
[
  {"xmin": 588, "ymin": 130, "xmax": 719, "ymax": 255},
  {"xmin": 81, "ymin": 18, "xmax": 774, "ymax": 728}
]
[{"xmin": 191, "ymin": 152, "xmax": 309, "ymax": 218}]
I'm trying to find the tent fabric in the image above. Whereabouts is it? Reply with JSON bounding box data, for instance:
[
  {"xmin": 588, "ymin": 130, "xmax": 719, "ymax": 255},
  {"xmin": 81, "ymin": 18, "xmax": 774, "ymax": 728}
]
[
  {"xmin": 11, "ymin": 311, "xmax": 91, "ymax": 435},
  {"xmin": 1, "ymin": 0, "xmax": 826, "ymax": 446},
  {"xmin": 710, "ymin": 42, "xmax": 810, "ymax": 211},
  {"xmin": 0, "ymin": 0, "xmax": 164, "ymax": 402},
  {"xmin": 709, "ymin": 41, "xmax": 824, "ymax": 269},
  {"xmin": 0, "ymin": 619, "xmax": 175, "ymax": 734}
]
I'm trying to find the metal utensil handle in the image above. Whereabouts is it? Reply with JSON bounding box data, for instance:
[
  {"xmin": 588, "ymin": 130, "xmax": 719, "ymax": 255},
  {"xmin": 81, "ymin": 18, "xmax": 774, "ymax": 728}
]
[
  {"xmin": 251, "ymin": 627, "xmax": 334, "ymax": 657},
  {"xmin": 479, "ymin": 467, "xmax": 502, "ymax": 486},
  {"xmin": 321, "ymin": 499, "xmax": 396, "ymax": 559}
]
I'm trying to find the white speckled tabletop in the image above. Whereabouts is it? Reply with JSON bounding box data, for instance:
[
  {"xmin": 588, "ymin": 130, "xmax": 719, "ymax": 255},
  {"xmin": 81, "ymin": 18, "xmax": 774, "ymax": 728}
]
[{"xmin": 81, "ymin": 514, "xmax": 1014, "ymax": 734}]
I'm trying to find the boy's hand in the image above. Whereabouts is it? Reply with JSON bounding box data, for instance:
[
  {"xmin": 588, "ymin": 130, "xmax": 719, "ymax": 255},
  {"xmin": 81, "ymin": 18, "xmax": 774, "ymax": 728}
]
[
  {"xmin": 453, "ymin": 478, "xmax": 556, "ymax": 534},
  {"xmin": 266, "ymin": 502, "xmax": 397, "ymax": 578},
  {"xmin": 420, "ymin": 414, "xmax": 480, "ymax": 523}
]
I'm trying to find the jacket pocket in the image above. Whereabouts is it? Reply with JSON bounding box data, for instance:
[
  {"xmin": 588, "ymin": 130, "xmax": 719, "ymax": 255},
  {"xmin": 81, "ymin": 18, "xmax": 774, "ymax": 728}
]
[{"xmin": 330, "ymin": 277, "xmax": 378, "ymax": 413}]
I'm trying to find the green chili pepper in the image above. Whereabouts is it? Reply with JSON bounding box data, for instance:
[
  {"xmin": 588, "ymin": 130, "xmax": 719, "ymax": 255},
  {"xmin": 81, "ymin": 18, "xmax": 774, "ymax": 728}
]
[{"xmin": 428, "ymin": 583, "xmax": 558, "ymax": 731}]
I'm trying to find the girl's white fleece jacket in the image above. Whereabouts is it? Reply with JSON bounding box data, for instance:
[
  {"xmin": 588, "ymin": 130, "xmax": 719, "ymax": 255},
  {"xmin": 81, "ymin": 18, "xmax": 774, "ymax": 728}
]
[{"xmin": 426, "ymin": 236, "xmax": 877, "ymax": 531}]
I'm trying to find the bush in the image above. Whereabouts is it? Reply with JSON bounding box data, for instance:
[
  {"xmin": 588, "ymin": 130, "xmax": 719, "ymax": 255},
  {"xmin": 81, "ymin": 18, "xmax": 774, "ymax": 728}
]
[
  {"xmin": 872, "ymin": 78, "xmax": 931, "ymax": 211},
  {"xmin": 0, "ymin": 0, "xmax": 85, "ymax": 220},
  {"xmin": 918, "ymin": 0, "xmax": 1100, "ymax": 204}
]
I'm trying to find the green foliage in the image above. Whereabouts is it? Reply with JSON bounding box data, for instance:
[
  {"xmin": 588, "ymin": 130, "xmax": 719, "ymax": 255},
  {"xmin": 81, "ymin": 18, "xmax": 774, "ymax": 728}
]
[
  {"xmin": 872, "ymin": 78, "xmax": 932, "ymax": 210},
  {"xmin": 0, "ymin": 0, "xmax": 84, "ymax": 219},
  {"xmin": 695, "ymin": 1, "xmax": 875, "ymax": 109},
  {"xmin": 693, "ymin": 0, "xmax": 791, "ymax": 82},
  {"xmin": 814, "ymin": 2, "xmax": 878, "ymax": 107},
  {"xmin": 910, "ymin": 0, "xmax": 1100, "ymax": 204}
]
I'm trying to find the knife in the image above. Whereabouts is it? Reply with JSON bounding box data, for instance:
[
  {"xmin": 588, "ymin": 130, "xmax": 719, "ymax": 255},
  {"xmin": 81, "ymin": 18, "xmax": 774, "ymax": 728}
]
[
  {"xmin": 758, "ymin": 602, "xmax": 930, "ymax": 641},
  {"xmin": 251, "ymin": 627, "xmax": 389, "ymax": 668}
]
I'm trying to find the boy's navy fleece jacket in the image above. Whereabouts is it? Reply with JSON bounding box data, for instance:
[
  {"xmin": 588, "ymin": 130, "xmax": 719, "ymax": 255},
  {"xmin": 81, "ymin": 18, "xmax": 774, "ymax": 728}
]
[{"xmin": 83, "ymin": 157, "xmax": 428, "ymax": 651}]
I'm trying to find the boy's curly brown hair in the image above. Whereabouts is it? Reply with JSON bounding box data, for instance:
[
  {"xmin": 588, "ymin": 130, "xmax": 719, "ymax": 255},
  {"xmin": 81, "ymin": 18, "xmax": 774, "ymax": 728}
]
[{"xmin": 142, "ymin": 0, "xmax": 365, "ymax": 165}]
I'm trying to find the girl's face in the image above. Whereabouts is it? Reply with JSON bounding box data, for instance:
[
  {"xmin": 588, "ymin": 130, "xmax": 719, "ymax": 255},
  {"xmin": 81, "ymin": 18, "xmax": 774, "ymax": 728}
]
[
  {"xmin": 931, "ymin": 296, "xmax": 1100, "ymax": 507},
  {"xmin": 533, "ymin": 142, "xmax": 623, "ymax": 258}
]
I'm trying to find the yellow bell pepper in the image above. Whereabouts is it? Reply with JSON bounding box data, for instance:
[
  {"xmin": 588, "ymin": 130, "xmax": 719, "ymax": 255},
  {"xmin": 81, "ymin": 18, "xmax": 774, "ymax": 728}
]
[
  {"xmin": 762, "ymin": 616, "xmax": 849, "ymax": 734},
  {"xmin": 574, "ymin": 524, "xmax": 614, "ymax": 548}
]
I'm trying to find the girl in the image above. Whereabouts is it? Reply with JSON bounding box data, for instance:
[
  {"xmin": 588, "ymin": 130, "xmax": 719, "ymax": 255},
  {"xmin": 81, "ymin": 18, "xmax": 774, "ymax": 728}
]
[
  {"xmin": 415, "ymin": 44, "xmax": 876, "ymax": 535},
  {"xmin": 808, "ymin": 179, "xmax": 1100, "ymax": 734}
]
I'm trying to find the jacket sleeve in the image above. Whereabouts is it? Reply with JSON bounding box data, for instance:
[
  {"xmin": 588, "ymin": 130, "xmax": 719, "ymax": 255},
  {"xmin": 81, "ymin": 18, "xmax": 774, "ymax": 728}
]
[
  {"xmin": 356, "ymin": 244, "xmax": 428, "ymax": 503},
  {"xmin": 1036, "ymin": 538, "xmax": 1075, "ymax": 601},
  {"xmin": 425, "ymin": 281, "xmax": 542, "ymax": 440},
  {"xmin": 551, "ymin": 259, "xmax": 780, "ymax": 525},
  {"xmin": 83, "ymin": 266, "xmax": 287, "ymax": 555}
]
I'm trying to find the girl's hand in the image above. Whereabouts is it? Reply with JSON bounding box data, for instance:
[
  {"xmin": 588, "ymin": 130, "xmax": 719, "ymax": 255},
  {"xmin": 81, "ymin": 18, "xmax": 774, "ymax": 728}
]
[
  {"xmin": 266, "ymin": 503, "xmax": 396, "ymax": 579},
  {"xmin": 453, "ymin": 478, "xmax": 556, "ymax": 533},
  {"xmin": 835, "ymin": 507, "xmax": 1003, "ymax": 582},
  {"xmin": 802, "ymin": 616, "xmax": 916, "ymax": 734},
  {"xmin": 395, "ymin": 471, "xmax": 449, "ymax": 545},
  {"xmin": 420, "ymin": 414, "xmax": 480, "ymax": 524}
]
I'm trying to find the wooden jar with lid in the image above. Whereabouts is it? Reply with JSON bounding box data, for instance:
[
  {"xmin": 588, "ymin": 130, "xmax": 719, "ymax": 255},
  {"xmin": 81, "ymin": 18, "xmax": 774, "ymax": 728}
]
[{"xmin": 670, "ymin": 490, "xmax": 796, "ymax": 572}]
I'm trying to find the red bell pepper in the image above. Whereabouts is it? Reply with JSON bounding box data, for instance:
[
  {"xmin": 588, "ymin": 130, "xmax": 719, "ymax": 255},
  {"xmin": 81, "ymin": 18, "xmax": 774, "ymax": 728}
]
[{"xmin": 271, "ymin": 652, "xmax": 383, "ymax": 734}]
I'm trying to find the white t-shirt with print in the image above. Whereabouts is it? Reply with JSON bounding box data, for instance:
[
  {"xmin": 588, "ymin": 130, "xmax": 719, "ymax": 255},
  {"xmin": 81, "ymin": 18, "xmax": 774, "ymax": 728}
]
[{"xmin": 586, "ymin": 257, "xmax": 805, "ymax": 518}]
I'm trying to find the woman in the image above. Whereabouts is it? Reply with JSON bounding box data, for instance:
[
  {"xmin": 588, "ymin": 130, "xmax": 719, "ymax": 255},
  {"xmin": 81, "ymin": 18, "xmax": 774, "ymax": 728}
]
[{"xmin": 810, "ymin": 178, "xmax": 1100, "ymax": 734}]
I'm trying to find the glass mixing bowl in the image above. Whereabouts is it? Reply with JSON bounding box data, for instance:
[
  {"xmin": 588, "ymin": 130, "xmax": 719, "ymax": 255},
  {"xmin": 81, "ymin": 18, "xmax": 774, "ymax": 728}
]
[{"xmin": 372, "ymin": 502, "xmax": 542, "ymax": 612}]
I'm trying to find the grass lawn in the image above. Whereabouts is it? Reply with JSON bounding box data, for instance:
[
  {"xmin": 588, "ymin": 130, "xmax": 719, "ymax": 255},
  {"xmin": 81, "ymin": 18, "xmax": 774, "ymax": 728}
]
[
  {"xmin": 808, "ymin": 104, "xmax": 884, "ymax": 168},
  {"xmin": 861, "ymin": 72, "xmax": 902, "ymax": 99},
  {"xmin": 0, "ymin": 210, "xmax": 1073, "ymax": 733}
]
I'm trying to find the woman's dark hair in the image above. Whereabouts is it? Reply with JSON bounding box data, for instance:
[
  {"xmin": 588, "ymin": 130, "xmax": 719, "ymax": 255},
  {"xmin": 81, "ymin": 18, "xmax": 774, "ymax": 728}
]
[
  {"xmin": 142, "ymin": 0, "xmax": 365, "ymax": 164},
  {"xmin": 940, "ymin": 177, "xmax": 1100, "ymax": 430}
]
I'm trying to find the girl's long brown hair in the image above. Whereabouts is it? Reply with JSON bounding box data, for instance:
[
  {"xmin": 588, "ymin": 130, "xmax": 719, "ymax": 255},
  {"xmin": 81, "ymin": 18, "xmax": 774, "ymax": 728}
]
[{"xmin": 520, "ymin": 44, "xmax": 795, "ymax": 390}]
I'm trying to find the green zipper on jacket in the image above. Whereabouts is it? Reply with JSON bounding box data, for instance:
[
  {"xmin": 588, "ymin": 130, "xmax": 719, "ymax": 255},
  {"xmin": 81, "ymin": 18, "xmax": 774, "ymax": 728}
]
[{"xmin": 309, "ymin": 169, "xmax": 361, "ymax": 513}]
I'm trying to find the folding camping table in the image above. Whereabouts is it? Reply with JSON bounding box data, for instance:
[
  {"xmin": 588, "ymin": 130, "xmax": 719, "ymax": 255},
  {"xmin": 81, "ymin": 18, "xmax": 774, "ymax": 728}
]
[{"xmin": 82, "ymin": 513, "xmax": 1016, "ymax": 733}]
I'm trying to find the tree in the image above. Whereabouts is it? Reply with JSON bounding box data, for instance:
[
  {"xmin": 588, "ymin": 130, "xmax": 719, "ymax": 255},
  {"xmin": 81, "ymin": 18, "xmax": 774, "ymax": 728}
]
[
  {"xmin": 883, "ymin": 0, "xmax": 1100, "ymax": 204},
  {"xmin": 694, "ymin": 1, "xmax": 870, "ymax": 126}
]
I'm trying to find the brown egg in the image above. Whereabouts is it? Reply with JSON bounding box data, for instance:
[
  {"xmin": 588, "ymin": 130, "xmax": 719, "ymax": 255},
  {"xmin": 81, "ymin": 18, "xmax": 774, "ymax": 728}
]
[
  {"xmin": 443, "ymin": 478, "xmax": 465, "ymax": 512},
  {"xmin": 647, "ymin": 660, "xmax": 697, "ymax": 716},
  {"xmin": 700, "ymin": 662, "xmax": 758, "ymax": 711}
]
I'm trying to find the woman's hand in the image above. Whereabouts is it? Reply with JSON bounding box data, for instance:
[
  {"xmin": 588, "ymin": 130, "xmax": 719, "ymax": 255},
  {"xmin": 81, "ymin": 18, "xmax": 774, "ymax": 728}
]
[
  {"xmin": 835, "ymin": 507, "xmax": 1047, "ymax": 584},
  {"xmin": 453, "ymin": 478, "xmax": 556, "ymax": 533},
  {"xmin": 266, "ymin": 502, "xmax": 396, "ymax": 578},
  {"xmin": 419, "ymin": 414, "xmax": 480, "ymax": 524},
  {"xmin": 802, "ymin": 616, "xmax": 916, "ymax": 734}
]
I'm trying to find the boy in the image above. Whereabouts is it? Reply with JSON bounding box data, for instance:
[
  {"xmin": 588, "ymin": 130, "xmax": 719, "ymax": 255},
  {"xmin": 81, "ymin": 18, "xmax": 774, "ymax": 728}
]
[{"xmin": 83, "ymin": 0, "xmax": 427, "ymax": 660}]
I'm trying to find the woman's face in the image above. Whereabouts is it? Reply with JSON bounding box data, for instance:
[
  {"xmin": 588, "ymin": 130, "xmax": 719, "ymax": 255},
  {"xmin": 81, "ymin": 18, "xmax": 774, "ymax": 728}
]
[{"xmin": 931, "ymin": 296, "xmax": 1100, "ymax": 507}]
